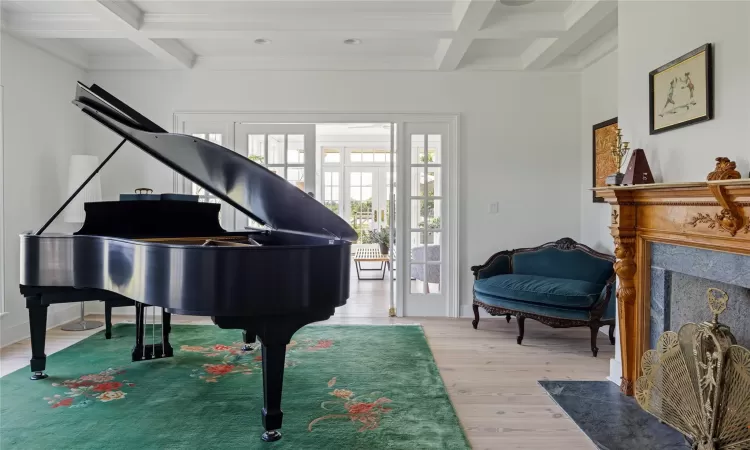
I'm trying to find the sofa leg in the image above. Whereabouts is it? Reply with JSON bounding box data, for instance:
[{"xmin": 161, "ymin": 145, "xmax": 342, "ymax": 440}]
[
  {"xmin": 590, "ymin": 325, "xmax": 599, "ymax": 357},
  {"xmin": 471, "ymin": 304, "xmax": 479, "ymax": 329},
  {"xmin": 506, "ymin": 314, "xmax": 511, "ymax": 323},
  {"xmin": 608, "ymin": 324, "xmax": 615, "ymax": 345},
  {"xmin": 516, "ymin": 315, "xmax": 525, "ymax": 345}
]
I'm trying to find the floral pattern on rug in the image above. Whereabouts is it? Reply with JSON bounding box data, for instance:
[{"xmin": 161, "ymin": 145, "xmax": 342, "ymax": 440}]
[
  {"xmin": 182, "ymin": 338, "xmax": 335, "ymax": 383},
  {"xmin": 308, "ymin": 377, "xmax": 393, "ymax": 432},
  {"xmin": 44, "ymin": 368, "xmax": 135, "ymax": 409}
]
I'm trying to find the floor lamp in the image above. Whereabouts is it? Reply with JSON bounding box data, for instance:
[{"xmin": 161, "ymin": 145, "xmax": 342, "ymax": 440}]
[{"xmin": 61, "ymin": 155, "xmax": 104, "ymax": 331}]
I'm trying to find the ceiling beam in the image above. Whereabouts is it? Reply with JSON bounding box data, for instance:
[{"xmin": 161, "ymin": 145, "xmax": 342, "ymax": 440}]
[
  {"xmin": 521, "ymin": 0, "xmax": 617, "ymax": 70},
  {"xmin": 88, "ymin": 55, "xmax": 437, "ymax": 72},
  {"xmin": 573, "ymin": 26, "xmax": 618, "ymax": 70},
  {"xmin": 435, "ymin": 0, "xmax": 495, "ymax": 71},
  {"xmin": 80, "ymin": 0, "xmax": 195, "ymax": 69},
  {"xmin": 1, "ymin": 12, "xmax": 120, "ymax": 38}
]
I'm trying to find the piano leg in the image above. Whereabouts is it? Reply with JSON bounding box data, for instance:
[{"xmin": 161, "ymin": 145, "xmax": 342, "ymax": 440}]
[
  {"xmin": 212, "ymin": 310, "xmax": 335, "ymax": 441},
  {"xmin": 260, "ymin": 344, "xmax": 285, "ymax": 442},
  {"xmin": 27, "ymin": 297, "xmax": 49, "ymax": 380},
  {"xmin": 162, "ymin": 310, "xmax": 173, "ymax": 356},
  {"xmin": 105, "ymin": 302, "xmax": 113, "ymax": 339}
]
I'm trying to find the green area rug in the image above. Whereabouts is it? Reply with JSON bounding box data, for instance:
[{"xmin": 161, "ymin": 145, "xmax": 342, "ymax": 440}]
[{"xmin": 1, "ymin": 324, "xmax": 469, "ymax": 449}]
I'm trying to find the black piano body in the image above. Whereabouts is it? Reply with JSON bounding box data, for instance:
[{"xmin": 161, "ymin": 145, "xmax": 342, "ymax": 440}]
[{"xmin": 19, "ymin": 82, "xmax": 357, "ymax": 442}]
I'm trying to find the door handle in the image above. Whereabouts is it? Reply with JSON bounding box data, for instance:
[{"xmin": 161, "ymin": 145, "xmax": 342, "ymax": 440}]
[
  {"xmin": 381, "ymin": 209, "xmax": 385, "ymax": 222},
  {"xmin": 373, "ymin": 210, "xmax": 377, "ymax": 222}
]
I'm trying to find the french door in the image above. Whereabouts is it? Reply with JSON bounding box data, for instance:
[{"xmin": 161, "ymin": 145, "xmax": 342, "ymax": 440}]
[
  {"xmin": 343, "ymin": 166, "xmax": 389, "ymax": 243},
  {"xmin": 399, "ymin": 122, "xmax": 451, "ymax": 317},
  {"xmin": 179, "ymin": 121, "xmax": 235, "ymax": 227},
  {"xmin": 233, "ymin": 123, "xmax": 316, "ymax": 230},
  {"xmin": 174, "ymin": 113, "xmax": 457, "ymax": 318}
]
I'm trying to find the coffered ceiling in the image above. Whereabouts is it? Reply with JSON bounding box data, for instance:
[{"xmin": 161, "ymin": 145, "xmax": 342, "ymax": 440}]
[{"xmin": 1, "ymin": 0, "xmax": 618, "ymax": 71}]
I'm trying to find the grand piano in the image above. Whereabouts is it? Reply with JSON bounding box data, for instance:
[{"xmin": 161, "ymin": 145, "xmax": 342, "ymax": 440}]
[{"xmin": 19, "ymin": 82, "xmax": 357, "ymax": 442}]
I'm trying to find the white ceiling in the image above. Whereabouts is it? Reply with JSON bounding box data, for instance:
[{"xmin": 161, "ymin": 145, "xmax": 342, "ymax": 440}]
[{"xmin": 1, "ymin": 0, "xmax": 618, "ymax": 71}]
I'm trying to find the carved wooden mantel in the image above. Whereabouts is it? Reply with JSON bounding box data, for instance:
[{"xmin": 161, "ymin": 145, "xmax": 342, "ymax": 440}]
[{"xmin": 593, "ymin": 179, "xmax": 750, "ymax": 396}]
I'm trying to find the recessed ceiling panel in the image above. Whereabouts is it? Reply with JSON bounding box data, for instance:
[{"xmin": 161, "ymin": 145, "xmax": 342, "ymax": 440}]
[
  {"xmin": 131, "ymin": 1, "xmax": 452, "ymax": 15},
  {"xmin": 181, "ymin": 37, "xmax": 437, "ymax": 58},
  {"xmin": 483, "ymin": 0, "xmax": 572, "ymax": 28},
  {"xmin": 563, "ymin": 9, "xmax": 618, "ymax": 56},
  {"xmin": 64, "ymin": 38, "xmax": 151, "ymax": 57},
  {"xmin": 2, "ymin": 1, "xmax": 93, "ymax": 13},
  {"xmin": 462, "ymin": 38, "xmax": 535, "ymax": 62}
]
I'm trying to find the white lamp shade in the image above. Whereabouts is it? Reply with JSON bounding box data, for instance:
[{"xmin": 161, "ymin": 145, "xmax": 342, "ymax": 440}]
[{"xmin": 63, "ymin": 155, "xmax": 102, "ymax": 223}]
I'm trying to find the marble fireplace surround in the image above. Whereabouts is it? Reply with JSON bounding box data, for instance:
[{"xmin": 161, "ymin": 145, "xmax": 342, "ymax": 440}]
[
  {"xmin": 593, "ymin": 179, "xmax": 750, "ymax": 395},
  {"xmin": 649, "ymin": 243, "xmax": 750, "ymax": 348}
]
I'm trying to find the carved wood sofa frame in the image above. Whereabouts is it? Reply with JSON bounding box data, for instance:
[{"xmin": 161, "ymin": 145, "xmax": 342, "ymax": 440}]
[{"xmin": 471, "ymin": 238, "xmax": 616, "ymax": 357}]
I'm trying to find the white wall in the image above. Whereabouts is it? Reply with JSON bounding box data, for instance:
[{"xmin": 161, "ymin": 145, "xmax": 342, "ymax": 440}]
[
  {"xmin": 85, "ymin": 70, "xmax": 583, "ymax": 316},
  {"xmin": 0, "ymin": 34, "xmax": 88, "ymax": 345},
  {"xmin": 578, "ymin": 50, "xmax": 620, "ymax": 382},
  {"xmin": 619, "ymin": 1, "xmax": 750, "ymax": 181},
  {"xmin": 580, "ymin": 51, "xmax": 618, "ymax": 253}
]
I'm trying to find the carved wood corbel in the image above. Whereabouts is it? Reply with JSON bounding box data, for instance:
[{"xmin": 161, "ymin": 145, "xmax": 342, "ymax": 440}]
[
  {"xmin": 613, "ymin": 236, "xmax": 637, "ymax": 395},
  {"xmin": 687, "ymin": 184, "xmax": 749, "ymax": 236}
]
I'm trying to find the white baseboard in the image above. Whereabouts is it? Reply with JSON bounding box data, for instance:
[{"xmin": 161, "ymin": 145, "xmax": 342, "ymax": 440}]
[
  {"xmin": 0, "ymin": 304, "xmax": 80, "ymax": 347},
  {"xmin": 607, "ymin": 358, "xmax": 623, "ymax": 385}
]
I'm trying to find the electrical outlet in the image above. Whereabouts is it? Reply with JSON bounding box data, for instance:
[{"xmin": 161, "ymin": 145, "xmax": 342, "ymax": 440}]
[{"xmin": 488, "ymin": 202, "xmax": 499, "ymax": 214}]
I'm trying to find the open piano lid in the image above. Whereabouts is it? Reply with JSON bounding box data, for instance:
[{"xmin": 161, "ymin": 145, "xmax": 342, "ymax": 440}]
[{"xmin": 73, "ymin": 82, "xmax": 358, "ymax": 242}]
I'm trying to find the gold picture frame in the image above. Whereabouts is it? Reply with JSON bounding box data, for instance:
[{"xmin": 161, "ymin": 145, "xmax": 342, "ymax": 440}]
[{"xmin": 592, "ymin": 117, "xmax": 618, "ymax": 202}]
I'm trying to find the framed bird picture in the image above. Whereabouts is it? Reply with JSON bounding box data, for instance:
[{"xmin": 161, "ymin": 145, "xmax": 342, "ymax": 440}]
[{"xmin": 649, "ymin": 43, "xmax": 713, "ymax": 134}]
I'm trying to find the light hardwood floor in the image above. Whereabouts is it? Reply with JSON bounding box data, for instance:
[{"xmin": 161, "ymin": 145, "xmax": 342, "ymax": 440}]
[{"xmin": 1, "ymin": 312, "xmax": 611, "ymax": 449}]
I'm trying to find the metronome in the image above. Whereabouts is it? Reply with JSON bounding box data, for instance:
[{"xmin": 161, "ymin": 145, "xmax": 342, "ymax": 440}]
[{"xmin": 621, "ymin": 149, "xmax": 654, "ymax": 185}]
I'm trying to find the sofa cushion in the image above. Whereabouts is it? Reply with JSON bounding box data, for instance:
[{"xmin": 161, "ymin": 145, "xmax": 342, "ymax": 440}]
[
  {"xmin": 473, "ymin": 274, "xmax": 605, "ymax": 309},
  {"xmin": 512, "ymin": 247, "xmax": 613, "ymax": 285}
]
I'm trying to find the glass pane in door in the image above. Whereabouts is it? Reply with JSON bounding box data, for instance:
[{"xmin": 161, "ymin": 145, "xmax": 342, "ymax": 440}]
[
  {"xmin": 349, "ymin": 171, "xmax": 375, "ymax": 243},
  {"xmin": 323, "ymin": 171, "xmax": 340, "ymax": 214},
  {"xmin": 287, "ymin": 135, "xmax": 305, "ymax": 163},
  {"xmin": 410, "ymin": 132, "xmax": 443, "ymax": 296},
  {"xmin": 286, "ymin": 167, "xmax": 305, "ymax": 190},
  {"xmin": 247, "ymin": 135, "xmax": 265, "ymax": 164},
  {"xmin": 268, "ymin": 135, "xmax": 284, "ymax": 164}
]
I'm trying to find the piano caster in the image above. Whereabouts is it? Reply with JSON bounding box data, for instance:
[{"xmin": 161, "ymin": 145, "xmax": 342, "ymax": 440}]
[
  {"xmin": 242, "ymin": 330, "xmax": 256, "ymax": 351},
  {"xmin": 30, "ymin": 371, "xmax": 48, "ymax": 381},
  {"xmin": 261, "ymin": 430, "xmax": 282, "ymax": 442}
]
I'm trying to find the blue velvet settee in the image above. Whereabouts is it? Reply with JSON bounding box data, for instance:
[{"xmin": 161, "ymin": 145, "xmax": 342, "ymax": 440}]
[{"xmin": 471, "ymin": 238, "xmax": 616, "ymax": 357}]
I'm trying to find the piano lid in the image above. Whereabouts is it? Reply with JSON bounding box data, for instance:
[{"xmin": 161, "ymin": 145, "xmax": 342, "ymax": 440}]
[{"xmin": 73, "ymin": 82, "xmax": 358, "ymax": 242}]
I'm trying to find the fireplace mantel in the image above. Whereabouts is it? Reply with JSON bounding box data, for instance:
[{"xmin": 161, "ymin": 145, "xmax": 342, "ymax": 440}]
[{"xmin": 592, "ymin": 179, "xmax": 750, "ymax": 395}]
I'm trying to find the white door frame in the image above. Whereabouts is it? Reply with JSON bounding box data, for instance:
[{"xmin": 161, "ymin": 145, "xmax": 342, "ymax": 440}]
[{"xmin": 173, "ymin": 112, "xmax": 460, "ymax": 318}]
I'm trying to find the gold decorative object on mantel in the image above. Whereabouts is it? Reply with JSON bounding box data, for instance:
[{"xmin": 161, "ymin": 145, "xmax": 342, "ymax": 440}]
[
  {"xmin": 707, "ymin": 158, "xmax": 741, "ymax": 181},
  {"xmin": 605, "ymin": 128, "xmax": 631, "ymax": 186},
  {"xmin": 635, "ymin": 288, "xmax": 750, "ymax": 450}
]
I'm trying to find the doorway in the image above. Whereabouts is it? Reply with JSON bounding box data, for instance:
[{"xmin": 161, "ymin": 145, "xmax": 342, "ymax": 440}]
[{"xmin": 173, "ymin": 113, "xmax": 458, "ymax": 318}]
